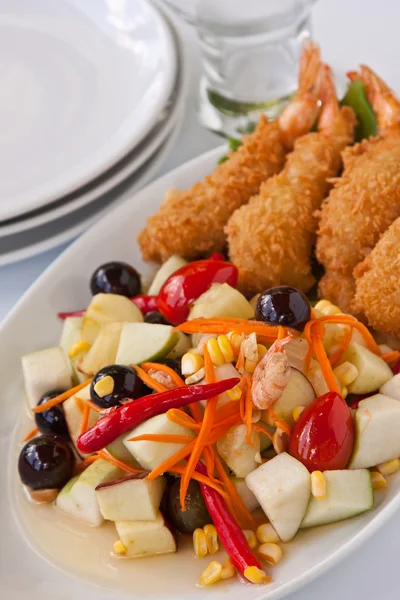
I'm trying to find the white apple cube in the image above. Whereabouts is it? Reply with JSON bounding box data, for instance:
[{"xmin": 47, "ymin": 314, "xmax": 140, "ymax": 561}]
[
  {"xmin": 217, "ymin": 424, "xmax": 260, "ymax": 478},
  {"xmin": 338, "ymin": 342, "xmax": 392, "ymax": 394},
  {"xmin": 63, "ymin": 384, "xmax": 99, "ymax": 456},
  {"xmin": 79, "ymin": 322, "xmax": 123, "ymax": 375},
  {"xmin": 115, "ymin": 512, "xmax": 176, "ymax": 558},
  {"xmin": 59, "ymin": 316, "xmax": 88, "ymax": 384},
  {"xmin": 189, "ymin": 283, "xmax": 254, "ymax": 320},
  {"xmin": 81, "ymin": 293, "xmax": 143, "ymax": 344},
  {"xmin": 96, "ymin": 474, "xmax": 166, "ymax": 521},
  {"xmin": 380, "ymin": 373, "xmax": 400, "ymax": 401},
  {"xmin": 123, "ymin": 413, "xmax": 195, "ymax": 471},
  {"xmin": 56, "ymin": 459, "xmax": 124, "ymax": 527},
  {"xmin": 22, "ymin": 346, "xmax": 72, "ymax": 408}
]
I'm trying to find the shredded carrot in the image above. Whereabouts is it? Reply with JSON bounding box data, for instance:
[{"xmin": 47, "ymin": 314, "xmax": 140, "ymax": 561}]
[
  {"xmin": 381, "ymin": 350, "xmax": 400, "ymax": 364},
  {"xmin": 318, "ymin": 315, "xmax": 380, "ymax": 355},
  {"xmin": 329, "ymin": 326, "xmax": 352, "ymax": 366},
  {"xmin": 86, "ymin": 399, "xmax": 103, "ymax": 413},
  {"xmin": 166, "ymin": 409, "xmax": 201, "ymax": 431},
  {"xmin": 239, "ymin": 377, "xmax": 247, "ymax": 419},
  {"xmin": 202, "ymin": 446, "xmax": 221, "ymax": 486},
  {"xmin": 175, "ymin": 317, "xmax": 296, "ymax": 341},
  {"xmin": 147, "ymin": 439, "xmax": 196, "ymax": 481},
  {"xmin": 74, "ymin": 395, "xmax": 85, "ymax": 413},
  {"xmin": 310, "ymin": 308, "xmax": 316, "ymax": 320},
  {"xmin": 141, "ymin": 362, "xmax": 186, "ymax": 388},
  {"xmin": 132, "ymin": 365, "xmax": 168, "ymax": 393},
  {"xmin": 188, "ymin": 401, "xmax": 204, "ymax": 422},
  {"xmin": 213, "ymin": 452, "xmax": 255, "ymax": 529},
  {"xmin": 252, "ymin": 422, "xmax": 273, "ymax": 441},
  {"xmin": 97, "ymin": 450, "xmax": 146, "ymax": 475},
  {"xmin": 214, "ymin": 401, "xmax": 241, "ymax": 423},
  {"xmin": 277, "ymin": 326, "xmax": 285, "ymax": 340},
  {"xmin": 83, "ymin": 454, "xmax": 100, "ymax": 465},
  {"xmin": 236, "ymin": 344, "xmax": 245, "ymax": 371},
  {"xmin": 32, "ymin": 378, "xmax": 93, "ymax": 413},
  {"xmin": 79, "ymin": 402, "xmax": 91, "ymax": 436},
  {"xmin": 22, "ymin": 427, "xmax": 39, "ymax": 442},
  {"xmin": 245, "ymin": 378, "xmax": 254, "ymax": 445},
  {"xmin": 169, "ymin": 465, "xmax": 230, "ymax": 502},
  {"xmin": 312, "ymin": 321, "xmax": 341, "ymax": 393},
  {"xmin": 179, "ymin": 346, "xmax": 218, "ymax": 509},
  {"xmin": 209, "ymin": 415, "xmax": 243, "ymax": 437},
  {"xmin": 267, "ymin": 405, "xmax": 291, "ymax": 436},
  {"xmin": 303, "ymin": 321, "xmax": 314, "ymax": 369},
  {"xmin": 126, "ymin": 433, "xmax": 194, "ymax": 444}
]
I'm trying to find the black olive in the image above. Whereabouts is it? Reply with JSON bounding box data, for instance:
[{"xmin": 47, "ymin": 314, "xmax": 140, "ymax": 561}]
[
  {"xmin": 34, "ymin": 390, "xmax": 70, "ymax": 440},
  {"xmin": 18, "ymin": 436, "xmax": 75, "ymax": 490},
  {"xmin": 90, "ymin": 261, "xmax": 141, "ymax": 297},
  {"xmin": 164, "ymin": 479, "xmax": 210, "ymax": 534},
  {"xmin": 255, "ymin": 286, "xmax": 311, "ymax": 331},
  {"xmin": 90, "ymin": 364, "xmax": 151, "ymax": 409},
  {"xmin": 144, "ymin": 311, "xmax": 171, "ymax": 325}
]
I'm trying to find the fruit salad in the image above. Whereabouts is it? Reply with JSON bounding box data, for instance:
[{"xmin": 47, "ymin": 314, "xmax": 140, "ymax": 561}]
[{"xmin": 17, "ymin": 255, "xmax": 400, "ymax": 587}]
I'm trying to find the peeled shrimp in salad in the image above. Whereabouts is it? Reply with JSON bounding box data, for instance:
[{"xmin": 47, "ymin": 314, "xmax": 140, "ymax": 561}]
[
  {"xmin": 138, "ymin": 42, "xmax": 322, "ymax": 264},
  {"xmin": 317, "ymin": 65, "xmax": 400, "ymax": 313},
  {"xmin": 251, "ymin": 336, "xmax": 292, "ymax": 410}
]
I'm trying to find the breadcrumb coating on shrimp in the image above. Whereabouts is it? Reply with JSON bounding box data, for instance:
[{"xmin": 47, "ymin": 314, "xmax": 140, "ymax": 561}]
[
  {"xmin": 316, "ymin": 132, "xmax": 400, "ymax": 278},
  {"xmin": 318, "ymin": 271, "xmax": 357, "ymax": 315},
  {"xmin": 226, "ymin": 106, "xmax": 356, "ymax": 296},
  {"xmin": 352, "ymin": 217, "xmax": 400, "ymax": 335},
  {"xmin": 138, "ymin": 116, "xmax": 287, "ymax": 263}
]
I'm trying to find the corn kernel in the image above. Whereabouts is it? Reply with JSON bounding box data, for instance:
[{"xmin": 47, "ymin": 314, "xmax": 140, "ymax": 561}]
[
  {"xmin": 292, "ymin": 405, "xmax": 305, "ymax": 422},
  {"xmin": 376, "ymin": 458, "xmax": 400, "ymax": 476},
  {"xmin": 244, "ymin": 358, "xmax": 258, "ymax": 374},
  {"xmin": 181, "ymin": 351, "xmax": 204, "ymax": 376},
  {"xmin": 226, "ymin": 331, "xmax": 243, "ymax": 355},
  {"xmin": 252, "ymin": 409, "xmax": 261, "ymax": 423},
  {"xmin": 379, "ymin": 344, "xmax": 393, "ymax": 354},
  {"xmin": 185, "ymin": 367, "xmax": 205, "ymax": 385},
  {"xmin": 257, "ymin": 344, "xmax": 268, "ymax": 360},
  {"xmin": 258, "ymin": 542, "xmax": 283, "ymax": 565},
  {"xmin": 256, "ymin": 523, "xmax": 280, "ymax": 544},
  {"xmin": 226, "ymin": 385, "xmax": 242, "ymax": 401},
  {"xmin": 311, "ymin": 470, "xmax": 327, "ymax": 499},
  {"xmin": 341, "ymin": 386, "xmax": 348, "ymax": 399},
  {"xmin": 370, "ymin": 471, "xmax": 387, "ymax": 489},
  {"xmin": 93, "ymin": 375, "xmax": 114, "ymax": 398},
  {"xmin": 314, "ymin": 300, "xmax": 341, "ymax": 316},
  {"xmin": 207, "ymin": 338, "xmax": 225, "ymax": 366},
  {"xmin": 255, "ymin": 452, "xmax": 262, "ymax": 464},
  {"xmin": 193, "ymin": 528, "xmax": 208, "ymax": 558},
  {"xmin": 243, "ymin": 566, "xmax": 269, "ymax": 584},
  {"xmin": 221, "ymin": 558, "xmax": 236, "ymax": 580},
  {"xmin": 204, "ymin": 524, "xmax": 219, "ymax": 554},
  {"xmin": 333, "ymin": 361, "xmax": 359, "ymax": 386},
  {"xmin": 68, "ymin": 340, "xmax": 91, "ymax": 358},
  {"xmin": 217, "ymin": 335, "xmax": 235, "ymax": 363},
  {"xmin": 199, "ymin": 561, "xmax": 222, "ymax": 585},
  {"xmin": 242, "ymin": 529, "xmax": 258, "ymax": 548},
  {"xmin": 113, "ymin": 540, "xmax": 126, "ymax": 555}
]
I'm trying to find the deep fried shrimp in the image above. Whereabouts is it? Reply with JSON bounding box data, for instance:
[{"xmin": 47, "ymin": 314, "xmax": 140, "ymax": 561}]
[
  {"xmin": 352, "ymin": 217, "xmax": 400, "ymax": 335},
  {"xmin": 226, "ymin": 67, "xmax": 356, "ymax": 296}
]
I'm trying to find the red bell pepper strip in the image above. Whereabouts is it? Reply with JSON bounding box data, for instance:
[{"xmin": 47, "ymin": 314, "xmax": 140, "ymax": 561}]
[
  {"xmin": 130, "ymin": 295, "xmax": 159, "ymax": 315},
  {"xmin": 77, "ymin": 377, "xmax": 240, "ymax": 454},
  {"xmin": 196, "ymin": 462, "xmax": 266, "ymax": 583}
]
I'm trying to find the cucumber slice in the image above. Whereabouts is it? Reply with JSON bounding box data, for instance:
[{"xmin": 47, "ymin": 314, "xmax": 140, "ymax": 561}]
[
  {"xmin": 349, "ymin": 394, "xmax": 400, "ymax": 469},
  {"xmin": 189, "ymin": 283, "xmax": 254, "ymax": 320},
  {"xmin": 148, "ymin": 256, "xmax": 187, "ymax": 296},
  {"xmin": 116, "ymin": 323, "xmax": 179, "ymax": 365},
  {"xmin": 338, "ymin": 342, "xmax": 392, "ymax": 394},
  {"xmin": 301, "ymin": 469, "xmax": 373, "ymax": 528}
]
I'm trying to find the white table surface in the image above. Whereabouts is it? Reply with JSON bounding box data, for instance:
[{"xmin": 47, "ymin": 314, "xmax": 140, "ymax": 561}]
[{"xmin": 1, "ymin": 0, "xmax": 400, "ymax": 597}]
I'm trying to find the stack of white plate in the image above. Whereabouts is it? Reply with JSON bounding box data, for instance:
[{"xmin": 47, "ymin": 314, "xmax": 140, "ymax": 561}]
[{"xmin": 0, "ymin": 0, "xmax": 185, "ymax": 266}]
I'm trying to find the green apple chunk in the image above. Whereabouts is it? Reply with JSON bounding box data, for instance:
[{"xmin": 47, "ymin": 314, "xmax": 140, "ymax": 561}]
[
  {"xmin": 106, "ymin": 435, "xmax": 142, "ymax": 468},
  {"xmin": 167, "ymin": 332, "xmax": 191, "ymax": 360},
  {"xmin": 338, "ymin": 342, "xmax": 392, "ymax": 394},
  {"xmin": 230, "ymin": 478, "xmax": 260, "ymax": 512},
  {"xmin": 270, "ymin": 367, "xmax": 316, "ymax": 427},
  {"xmin": 148, "ymin": 255, "xmax": 187, "ymax": 296},
  {"xmin": 123, "ymin": 413, "xmax": 196, "ymax": 471},
  {"xmin": 59, "ymin": 316, "xmax": 88, "ymax": 384},
  {"xmin": 115, "ymin": 323, "xmax": 179, "ymax": 365},
  {"xmin": 81, "ymin": 293, "xmax": 143, "ymax": 344},
  {"xmin": 380, "ymin": 373, "xmax": 400, "ymax": 401},
  {"xmin": 79, "ymin": 322, "xmax": 123, "ymax": 376},
  {"xmin": 301, "ymin": 469, "xmax": 373, "ymax": 528},
  {"xmin": 115, "ymin": 511, "xmax": 177, "ymax": 558},
  {"xmin": 189, "ymin": 283, "xmax": 254, "ymax": 320},
  {"xmin": 349, "ymin": 394, "xmax": 400, "ymax": 469},
  {"xmin": 217, "ymin": 424, "xmax": 260, "ymax": 478},
  {"xmin": 96, "ymin": 474, "xmax": 166, "ymax": 521},
  {"xmin": 22, "ymin": 347, "xmax": 72, "ymax": 408},
  {"xmin": 56, "ymin": 459, "xmax": 124, "ymax": 527},
  {"xmin": 63, "ymin": 384, "xmax": 99, "ymax": 456},
  {"xmin": 246, "ymin": 452, "xmax": 311, "ymax": 542}
]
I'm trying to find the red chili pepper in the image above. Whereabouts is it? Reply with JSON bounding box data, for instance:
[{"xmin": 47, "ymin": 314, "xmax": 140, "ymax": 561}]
[
  {"xmin": 209, "ymin": 253, "xmax": 226, "ymax": 261},
  {"xmin": 131, "ymin": 295, "xmax": 158, "ymax": 315},
  {"xmin": 196, "ymin": 462, "xmax": 265, "ymax": 583},
  {"xmin": 158, "ymin": 260, "xmax": 238, "ymax": 325},
  {"xmin": 392, "ymin": 360, "xmax": 400, "ymax": 376},
  {"xmin": 57, "ymin": 309, "xmax": 86, "ymax": 320},
  {"xmin": 77, "ymin": 377, "xmax": 240, "ymax": 454}
]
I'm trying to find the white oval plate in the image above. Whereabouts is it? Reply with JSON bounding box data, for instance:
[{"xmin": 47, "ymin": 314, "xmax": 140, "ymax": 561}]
[
  {"xmin": 2, "ymin": 147, "xmax": 400, "ymax": 600},
  {"xmin": 0, "ymin": 0, "xmax": 177, "ymax": 221},
  {"xmin": 0, "ymin": 14, "xmax": 184, "ymax": 238}
]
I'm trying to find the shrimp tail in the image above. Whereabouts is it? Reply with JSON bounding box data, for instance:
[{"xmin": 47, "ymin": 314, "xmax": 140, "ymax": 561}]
[{"xmin": 354, "ymin": 65, "xmax": 400, "ymax": 132}]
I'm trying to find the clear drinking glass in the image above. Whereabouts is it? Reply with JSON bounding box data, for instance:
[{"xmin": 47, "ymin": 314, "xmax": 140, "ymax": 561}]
[{"xmin": 162, "ymin": 0, "xmax": 316, "ymax": 137}]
